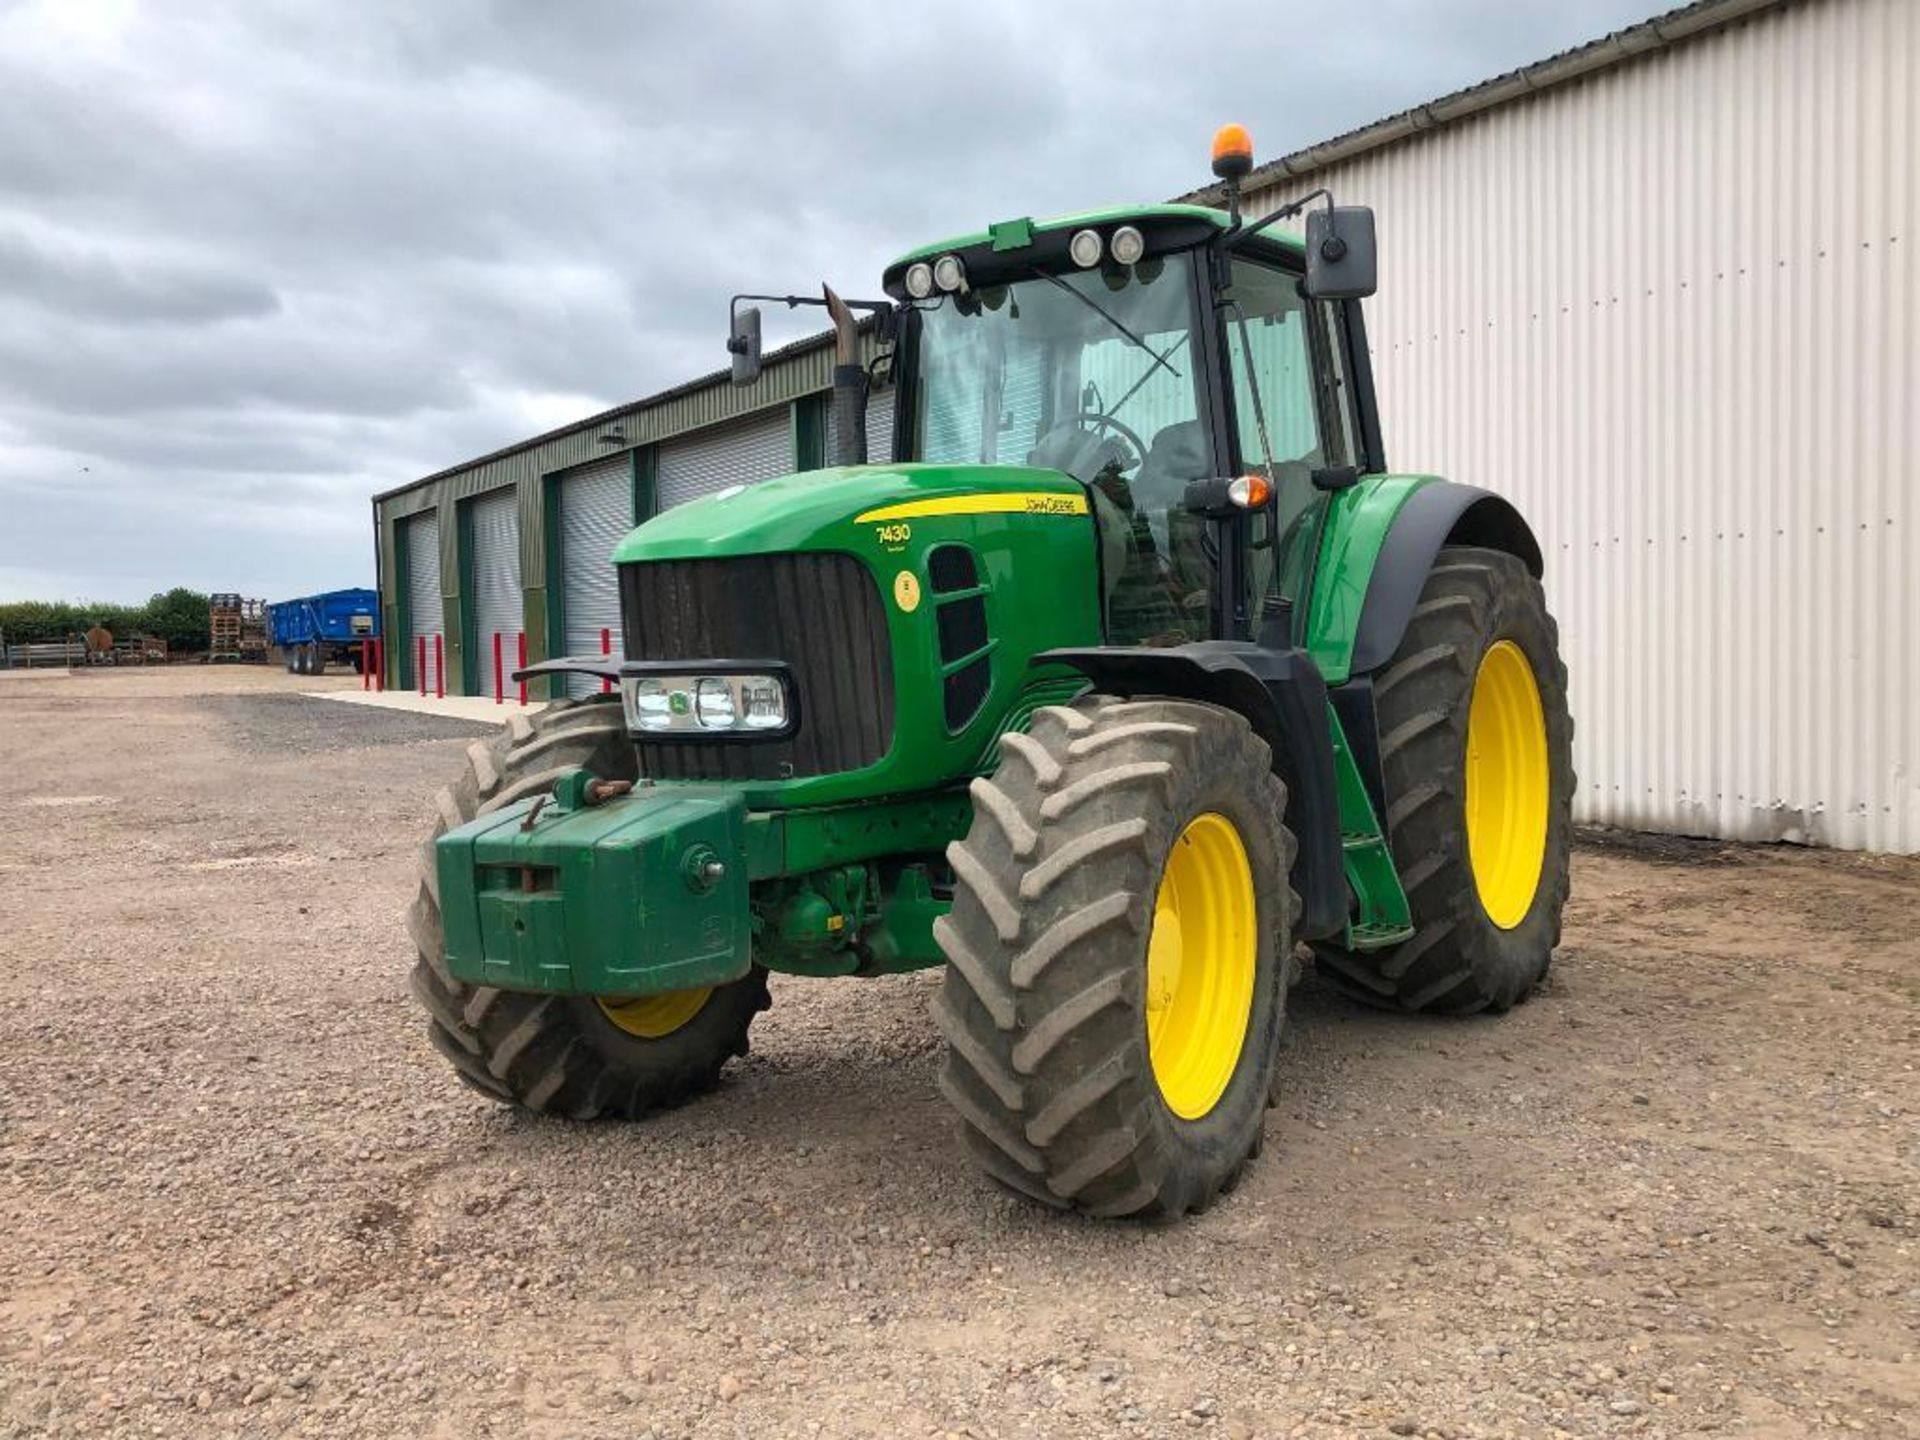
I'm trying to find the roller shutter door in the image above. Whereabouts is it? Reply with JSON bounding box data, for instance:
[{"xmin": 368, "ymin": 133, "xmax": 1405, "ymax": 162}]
[
  {"xmin": 828, "ymin": 384, "xmax": 898, "ymax": 464},
  {"xmin": 403, "ymin": 511, "xmax": 441, "ymax": 688},
  {"xmin": 558, "ymin": 455, "xmax": 632, "ymax": 698},
  {"xmin": 656, "ymin": 407, "xmax": 793, "ymax": 511},
  {"xmin": 865, "ymin": 384, "xmax": 897, "ymax": 461},
  {"xmin": 467, "ymin": 487, "xmax": 521, "ymax": 697}
]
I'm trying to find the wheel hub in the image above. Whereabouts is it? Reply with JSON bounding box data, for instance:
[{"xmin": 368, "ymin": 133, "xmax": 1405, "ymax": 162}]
[
  {"xmin": 1464, "ymin": 639, "xmax": 1550, "ymax": 929},
  {"xmin": 1144, "ymin": 813, "xmax": 1256, "ymax": 1121},
  {"xmin": 596, "ymin": 988, "xmax": 713, "ymax": 1038}
]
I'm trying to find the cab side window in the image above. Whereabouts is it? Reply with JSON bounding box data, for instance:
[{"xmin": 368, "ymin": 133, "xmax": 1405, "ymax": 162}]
[
  {"xmin": 1225, "ymin": 261, "xmax": 1329, "ymax": 519},
  {"xmin": 1225, "ymin": 260, "xmax": 1345, "ymax": 641}
]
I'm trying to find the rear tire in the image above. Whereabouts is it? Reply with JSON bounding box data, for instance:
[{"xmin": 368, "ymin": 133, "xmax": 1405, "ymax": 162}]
[
  {"xmin": 407, "ymin": 695, "xmax": 770, "ymax": 1117},
  {"xmin": 307, "ymin": 641, "xmax": 327, "ymax": 676},
  {"xmin": 935, "ymin": 696, "xmax": 1296, "ymax": 1219},
  {"xmin": 1314, "ymin": 545, "xmax": 1574, "ymax": 1015}
]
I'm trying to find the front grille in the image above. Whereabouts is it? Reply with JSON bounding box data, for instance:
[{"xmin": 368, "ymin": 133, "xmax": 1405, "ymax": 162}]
[{"xmin": 618, "ymin": 553, "xmax": 894, "ymax": 780}]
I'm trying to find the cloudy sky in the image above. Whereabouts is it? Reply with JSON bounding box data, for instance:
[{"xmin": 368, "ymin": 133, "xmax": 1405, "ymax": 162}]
[{"xmin": 0, "ymin": 0, "xmax": 1657, "ymax": 604}]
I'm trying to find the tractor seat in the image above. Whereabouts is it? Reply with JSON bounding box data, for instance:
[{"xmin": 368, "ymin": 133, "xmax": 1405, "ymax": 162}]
[{"xmin": 1130, "ymin": 419, "xmax": 1208, "ymax": 513}]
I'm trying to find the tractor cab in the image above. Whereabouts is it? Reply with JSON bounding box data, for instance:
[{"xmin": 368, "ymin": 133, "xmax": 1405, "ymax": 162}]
[{"xmin": 881, "ymin": 197, "xmax": 1377, "ymax": 655}]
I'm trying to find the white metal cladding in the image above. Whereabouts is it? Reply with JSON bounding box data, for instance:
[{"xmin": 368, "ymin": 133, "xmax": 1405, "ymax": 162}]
[
  {"xmin": 655, "ymin": 406, "xmax": 793, "ymax": 510},
  {"xmin": 467, "ymin": 487, "xmax": 521, "ymax": 697},
  {"xmin": 403, "ymin": 510, "xmax": 441, "ymax": 682},
  {"xmin": 1242, "ymin": 0, "xmax": 1918, "ymax": 852},
  {"xmin": 557, "ymin": 455, "xmax": 631, "ymax": 699}
]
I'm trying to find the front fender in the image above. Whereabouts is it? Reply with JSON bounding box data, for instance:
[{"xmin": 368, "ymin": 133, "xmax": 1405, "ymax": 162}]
[
  {"xmin": 1305, "ymin": 475, "xmax": 1543, "ymax": 684},
  {"xmin": 1034, "ymin": 642, "xmax": 1345, "ymax": 942}
]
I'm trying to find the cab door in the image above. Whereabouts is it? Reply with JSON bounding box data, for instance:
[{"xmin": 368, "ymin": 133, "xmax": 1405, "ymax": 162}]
[{"xmin": 1216, "ymin": 255, "xmax": 1364, "ymax": 646}]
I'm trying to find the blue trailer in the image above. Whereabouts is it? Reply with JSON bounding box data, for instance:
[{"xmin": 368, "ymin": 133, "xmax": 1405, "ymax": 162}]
[{"xmin": 268, "ymin": 588, "xmax": 379, "ymax": 676}]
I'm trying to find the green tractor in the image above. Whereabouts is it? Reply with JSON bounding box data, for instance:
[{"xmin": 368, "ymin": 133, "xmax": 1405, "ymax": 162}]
[{"xmin": 409, "ymin": 128, "xmax": 1573, "ymax": 1219}]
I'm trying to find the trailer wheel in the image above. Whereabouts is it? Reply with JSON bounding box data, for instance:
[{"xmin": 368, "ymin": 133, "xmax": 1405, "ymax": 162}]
[
  {"xmin": 1314, "ymin": 546, "xmax": 1574, "ymax": 1014},
  {"xmin": 306, "ymin": 641, "xmax": 326, "ymax": 676},
  {"xmin": 935, "ymin": 696, "xmax": 1296, "ymax": 1219},
  {"xmin": 407, "ymin": 695, "xmax": 770, "ymax": 1118}
]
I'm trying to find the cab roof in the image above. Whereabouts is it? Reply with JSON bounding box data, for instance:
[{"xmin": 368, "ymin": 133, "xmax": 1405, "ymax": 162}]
[{"xmin": 882, "ymin": 202, "xmax": 1304, "ymax": 296}]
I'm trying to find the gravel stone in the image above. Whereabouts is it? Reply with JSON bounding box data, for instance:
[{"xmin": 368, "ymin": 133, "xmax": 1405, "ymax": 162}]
[{"xmin": 0, "ymin": 667, "xmax": 1915, "ymax": 1440}]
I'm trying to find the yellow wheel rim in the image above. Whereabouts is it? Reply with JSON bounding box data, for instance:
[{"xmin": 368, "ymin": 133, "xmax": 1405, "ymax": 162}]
[
  {"xmin": 1464, "ymin": 639, "xmax": 1550, "ymax": 929},
  {"xmin": 596, "ymin": 988, "xmax": 713, "ymax": 1039},
  {"xmin": 1145, "ymin": 812, "xmax": 1257, "ymax": 1121}
]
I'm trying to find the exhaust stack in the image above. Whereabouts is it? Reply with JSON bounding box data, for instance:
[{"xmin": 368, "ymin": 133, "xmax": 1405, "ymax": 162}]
[{"xmin": 824, "ymin": 284, "xmax": 868, "ymax": 467}]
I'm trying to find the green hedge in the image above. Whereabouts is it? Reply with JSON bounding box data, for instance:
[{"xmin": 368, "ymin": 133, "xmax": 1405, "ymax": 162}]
[{"xmin": 0, "ymin": 588, "xmax": 212, "ymax": 654}]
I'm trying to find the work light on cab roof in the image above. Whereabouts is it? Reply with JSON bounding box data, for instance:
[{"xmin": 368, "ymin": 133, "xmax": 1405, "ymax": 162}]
[{"xmin": 406, "ymin": 125, "xmax": 1573, "ymax": 1227}]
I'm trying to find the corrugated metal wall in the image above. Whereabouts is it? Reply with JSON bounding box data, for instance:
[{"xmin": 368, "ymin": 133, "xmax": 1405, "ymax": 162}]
[
  {"xmin": 403, "ymin": 511, "xmax": 442, "ymax": 689},
  {"xmin": 556, "ymin": 455, "xmax": 633, "ymax": 699},
  {"xmin": 657, "ymin": 407, "xmax": 795, "ymax": 509},
  {"xmin": 466, "ymin": 487, "xmax": 521, "ymax": 698},
  {"xmin": 1245, "ymin": 0, "xmax": 1918, "ymax": 851}
]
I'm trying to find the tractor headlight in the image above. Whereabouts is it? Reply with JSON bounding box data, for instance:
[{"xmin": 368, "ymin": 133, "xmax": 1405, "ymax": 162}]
[
  {"xmin": 904, "ymin": 261, "xmax": 935, "ymax": 300},
  {"xmin": 630, "ymin": 678, "xmax": 677, "ymax": 729},
  {"xmin": 1069, "ymin": 228, "xmax": 1104, "ymax": 268},
  {"xmin": 694, "ymin": 677, "xmax": 737, "ymax": 729},
  {"xmin": 737, "ymin": 674, "xmax": 787, "ymax": 730},
  {"xmin": 621, "ymin": 669, "xmax": 793, "ymax": 737},
  {"xmin": 1109, "ymin": 225, "xmax": 1145, "ymax": 265},
  {"xmin": 932, "ymin": 254, "xmax": 966, "ymax": 293}
]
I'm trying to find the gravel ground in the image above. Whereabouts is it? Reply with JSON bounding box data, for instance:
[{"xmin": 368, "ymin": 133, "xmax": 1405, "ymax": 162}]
[{"xmin": 1, "ymin": 667, "xmax": 1915, "ymax": 1440}]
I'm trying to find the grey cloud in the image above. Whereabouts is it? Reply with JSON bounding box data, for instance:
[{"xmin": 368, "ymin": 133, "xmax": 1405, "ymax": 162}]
[
  {"xmin": 0, "ymin": 0, "xmax": 1659, "ymax": 603},
  {"xmin": 0, "ymin": 229, "xmax": 278, "ymax": 325}
]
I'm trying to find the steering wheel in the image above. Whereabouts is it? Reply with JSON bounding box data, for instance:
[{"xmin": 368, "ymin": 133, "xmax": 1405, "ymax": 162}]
[{"xmin": 1073, "ymin": 411, "xmax": 1149, "ymax": 474}]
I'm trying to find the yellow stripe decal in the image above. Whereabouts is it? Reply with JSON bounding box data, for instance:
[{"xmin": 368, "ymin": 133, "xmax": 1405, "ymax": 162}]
[{"xmin": 854, "ymin": 492, "xmax": 1089, "ymax": 523}]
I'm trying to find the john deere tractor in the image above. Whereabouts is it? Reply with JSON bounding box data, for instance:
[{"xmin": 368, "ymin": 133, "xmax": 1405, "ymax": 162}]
[{"xmin": 408, "ymin": 128, "xmax": 1572, "ymax": 1219}]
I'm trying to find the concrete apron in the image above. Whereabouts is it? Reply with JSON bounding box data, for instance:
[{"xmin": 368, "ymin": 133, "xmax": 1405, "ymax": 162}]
[{"xmin": 306, "ymin": 689, "xmax": 552, "ymax": 723}]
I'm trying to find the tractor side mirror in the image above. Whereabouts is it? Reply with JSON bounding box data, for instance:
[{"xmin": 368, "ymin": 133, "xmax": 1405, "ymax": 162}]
[
  {"xmin": 727, "ymin": 305, "xmax": 763, "ymax": 385},
  {"xmin": 1304, "ymin": 206, "xmax": 1377, "ymax": 300}
]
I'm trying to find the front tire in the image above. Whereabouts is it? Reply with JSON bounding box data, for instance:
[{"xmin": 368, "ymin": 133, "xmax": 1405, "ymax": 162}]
[
  {"xmin": 406, "ymin": 695, "xmax": 770, "ymax": 1117},
  {"xmin": 935, "ymin": 697, "xmax": 1296, "ymax": 1219},
  {"xmin": 1314, "ymin": 545, "xmax": 1574, "ymax": 1014}
]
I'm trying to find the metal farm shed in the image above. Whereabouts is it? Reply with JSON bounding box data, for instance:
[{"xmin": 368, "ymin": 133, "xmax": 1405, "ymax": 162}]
[
  {"xmin": 1201, "ymin": 0, "xmax": 1918, "ymax": 851},
  {"xmin": 373, "ymin": 0, "xmax": 1916, "ymax": 851}
]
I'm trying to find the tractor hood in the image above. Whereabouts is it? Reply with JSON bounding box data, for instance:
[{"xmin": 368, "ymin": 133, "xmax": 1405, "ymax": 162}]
[{"xmin": 612, "ymin": 462, "xmax": 1089, "ymax": 563}]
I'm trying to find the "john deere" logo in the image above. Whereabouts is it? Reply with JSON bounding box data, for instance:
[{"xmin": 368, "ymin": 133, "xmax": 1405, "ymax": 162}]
[{"xmin": 667, "ymin": 689, "xmax": 693, "ymax": 716}]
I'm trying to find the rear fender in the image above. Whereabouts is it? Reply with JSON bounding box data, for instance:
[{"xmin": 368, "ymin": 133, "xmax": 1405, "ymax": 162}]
[{"xmin": 1035, "ymin": 643, "xmax": 1345, "ymax": 942}]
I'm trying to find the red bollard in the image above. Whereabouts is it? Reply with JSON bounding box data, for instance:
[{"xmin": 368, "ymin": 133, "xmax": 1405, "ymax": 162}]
[
  {"xmin": 417, "ymin": 635, "xmax": 427, "ymax": 696},
  {"xmin": 600, "ymin": 628, "xmax": 612, "ymax": 694},
  {"xmin": 433, "ymin": 633, "xmax": 444, "ymax": 699},
  {"xmin": 493, "ymin": 632, "xmax": 503, "ymax": 705},
  {"xmin": 517, "ymin": 632, "xmax": 527, "ymax": 707},
  {"xmin": 361, "ymin": 638, "xmax": 370, "ymax": 690},
  {"xmin": 374, "ymin": 637, "xmax": 383, "ymax": 692}
]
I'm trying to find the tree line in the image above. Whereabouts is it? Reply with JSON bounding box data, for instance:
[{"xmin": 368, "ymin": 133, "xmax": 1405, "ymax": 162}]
[{"xmin": 0, "ymin": 588, "xmax": 213, "ymax": 654}]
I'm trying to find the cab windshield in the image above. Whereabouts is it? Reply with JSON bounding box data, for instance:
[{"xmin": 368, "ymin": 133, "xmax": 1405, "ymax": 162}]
[{"xmin": 913, "ymin": 253, "xmax": 1214, "ymax": 645}]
